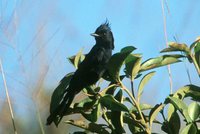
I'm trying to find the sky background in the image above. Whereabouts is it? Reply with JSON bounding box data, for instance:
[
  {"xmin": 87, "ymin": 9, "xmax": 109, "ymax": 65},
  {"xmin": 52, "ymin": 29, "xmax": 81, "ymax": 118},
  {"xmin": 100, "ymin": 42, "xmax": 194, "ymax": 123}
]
[{"xmin": 0, "ymin": 0, "xmax": 200, "ymax": 133}]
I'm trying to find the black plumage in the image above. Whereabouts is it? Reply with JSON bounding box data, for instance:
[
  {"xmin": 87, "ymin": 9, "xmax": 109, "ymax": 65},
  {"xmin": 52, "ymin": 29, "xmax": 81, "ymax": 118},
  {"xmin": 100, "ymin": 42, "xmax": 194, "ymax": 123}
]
[{"xmin": 46, "ymin": 22, "xmax": 114, "ymax": 126}]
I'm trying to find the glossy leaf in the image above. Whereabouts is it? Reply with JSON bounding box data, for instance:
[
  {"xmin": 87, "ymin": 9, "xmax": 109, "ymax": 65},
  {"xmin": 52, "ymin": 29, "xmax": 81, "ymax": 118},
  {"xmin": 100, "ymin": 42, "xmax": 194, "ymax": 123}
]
[
  {"xmin": 173, "ymin": 84, "xmax": 200, "ymax": 101},
  {"xmin": 165, "ymin": 96, "xmax": 192, "ymax": 123},
  {"xmin": 169, "ymin": 112, "xmax": 181, "ymax": 134},
  {"xmin": 161, "ymin": 42, "xmax": 190, "ymax": 54},
  {"xmin": 107, "ymin": 46, "xmax": 135, "ymax": 82},
  {"xmin": 50, "ymin": 72, "xmax": 74, "ymax": 114},
  {"xmin": 167, "ymin": 85, "xmax": 200, "ymax": 121},
  {"xmin": 120, "ymin": 46, "xmax": 137, "ymax": 53},
  {"xmin": 82, "ymin": 86, "xmax": 97, "ymax": 96},
  {"xmin": 74, "ymin": 49, "xmax": 84, "ymax": 69},
  {"xmin": 68, "ymin": 50, "xmax": 85, "ymax": 68},
  {"xmin": 100, "ymin": 95, "xmax": 129, "ymax": 112},
  {"xmin": 188, "ymin": 102, "xmax": 200, "ymax": 121},
  {"xmin": 65, "ymin": 120, "xmax": 109, "ymax": 134},
  {"xmin": 140, "ymin": 54, "xmax": 184, "ymax": 72},
  {"xmin": 168, "ymin": 111, "xmax": 181, "ymax": 134},
  {"xmin": 180, "ymin": 123, "xmax": 197, "ymax": 134},
  {"xmin": 190, "ymin": 37, "xmax": 200, "ymax": 50},
  {"xmin": 81, "ymin": 103, "xmax": 100, "ymax": 122},
  {"xmin": 68, "ymin": 55, "xmax": 76, "ymax": 66},
  {"xmin": 162, "ymin": 111, "xmax": 180, "ymax": 134},
  {"xmin": 74, "ymin": 97, "xmax": 97, "ymax": 110},
  {"xmin": 161, "ymin": 47, "xmax": 181, "ymax": 53},
  {"xmin": 130, "ymin": 57, "xmax": 142, "ymax": 80},
  {"xmin": 194, "ymin": 42, "xmax": 200, "ymax": 68},
  {"xmin": 125, "ymin": 54, "xmax": 142, "ymax": 80},
  {"xmin": 123, "ymin": 114, "xmax": 143, "ymax": 133},
  {"xmin": 110, "ymin": 90, "xmax": 125, "ymax": 133},
  {"xmin": 149, "ymin": 104, "xmax": 164, "ymax": 127},
  {"xmin": 137, "ymin": 71, "xmax": 155, "ymax": 101},
  {"xmin": 131, "ymin": 103, "xmax": 153, "ymax": 112}
]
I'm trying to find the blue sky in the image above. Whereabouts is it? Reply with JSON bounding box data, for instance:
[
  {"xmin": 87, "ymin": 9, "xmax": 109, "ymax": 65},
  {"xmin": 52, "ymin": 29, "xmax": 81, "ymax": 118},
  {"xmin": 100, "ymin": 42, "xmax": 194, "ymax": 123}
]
[{"xmin": 0, "ymin": 0, "xmax": 200, "ymax": 131}]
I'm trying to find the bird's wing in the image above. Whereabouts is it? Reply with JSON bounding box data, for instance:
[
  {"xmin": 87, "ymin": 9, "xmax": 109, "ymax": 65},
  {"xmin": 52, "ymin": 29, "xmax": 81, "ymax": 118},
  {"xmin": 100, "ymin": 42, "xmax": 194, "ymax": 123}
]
[{"xmin": 78, "ymin": 45, "xmax": 106, "ymax": 70}]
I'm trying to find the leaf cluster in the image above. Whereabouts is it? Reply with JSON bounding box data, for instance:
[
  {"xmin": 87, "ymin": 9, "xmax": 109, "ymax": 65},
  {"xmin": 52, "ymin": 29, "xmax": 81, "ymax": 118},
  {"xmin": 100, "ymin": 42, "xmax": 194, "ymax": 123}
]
[{"xmin": 50, "ymin": 37, "xmax": 200, "ymax": 133}]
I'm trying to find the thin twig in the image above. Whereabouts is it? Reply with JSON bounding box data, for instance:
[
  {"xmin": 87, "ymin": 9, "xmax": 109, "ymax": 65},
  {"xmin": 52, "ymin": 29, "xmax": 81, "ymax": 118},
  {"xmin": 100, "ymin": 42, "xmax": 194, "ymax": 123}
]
[
  {"xmin": 161, "ymin": 0, "xmax": 173, "ymax": 94},
  {"xmin": 35, "ymin": 103, "xmax": 45, "ymax": 134},
  {"xmin": 120, "ymin": 82, "xmax": 150, "ymax": 133},
  {"xmin": 173, "ymin": 36, "xmax": 192, "ymax": 83},
  {"xmin": 0, "ymin": 59, "xmax": 17, "ymax": 134},
  {"xmin": 102, "ymin": 107, "xmax": 114, "ymax": 131},
  {"xmin": 120, "ymin": 82, "xmax": 144, "ymax": 121},
  {"xmin": 21, "ymin": 22, "xmax": 47, "ymax": 57},
  {"xmin": 184, "ymin": 59, "xmax": 192, "ymax": 84},
  {"xmin": 31, "ymin": 27, "xmax": 60, "ymax": 62}
]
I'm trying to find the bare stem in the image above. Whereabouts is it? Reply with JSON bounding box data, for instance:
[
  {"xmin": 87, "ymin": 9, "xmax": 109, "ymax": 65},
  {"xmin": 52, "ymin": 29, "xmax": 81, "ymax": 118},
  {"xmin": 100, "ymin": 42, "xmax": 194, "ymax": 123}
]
[
  {"xmin": 183, "ymin": 59, "xmax": 192, "ymax": 84},
  {"xmin": 121, "ymin": 82, "xmax": 144, "ymax": 121},
  {"xmin": 35, "ymin": 103, "xmax": 45, "ymax": 134},
  {"xmin": 102, "ymin": 107, "xmax": 114, "ymax": 131},
  {"xmin": 99, "ymin": 84, "xmax": 117, "ymax": 95},
  {"xmin": 120, "ymin": 82, "xmax": 150, "ymax": 133},
  {"xmin": 161, "ymin": 0, "xmax": 173, "ymax": 93},
  {"xmin": 0, "ymin": 59, "xmax": 17, "ymax": 134}
]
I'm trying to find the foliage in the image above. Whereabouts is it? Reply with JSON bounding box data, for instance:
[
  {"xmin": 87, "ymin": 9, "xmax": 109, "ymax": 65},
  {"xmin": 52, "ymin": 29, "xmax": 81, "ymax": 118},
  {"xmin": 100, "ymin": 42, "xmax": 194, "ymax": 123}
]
[{"xmin": 50, "ymin": 38, "xmax": 200, "ymax": 133}]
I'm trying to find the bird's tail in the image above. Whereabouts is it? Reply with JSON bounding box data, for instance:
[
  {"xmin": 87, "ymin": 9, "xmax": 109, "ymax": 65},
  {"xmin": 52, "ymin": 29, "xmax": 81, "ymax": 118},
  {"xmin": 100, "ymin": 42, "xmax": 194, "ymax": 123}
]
[{"xmin": 46, "ymin": 90, "xmax": 75, "ymax": 126}]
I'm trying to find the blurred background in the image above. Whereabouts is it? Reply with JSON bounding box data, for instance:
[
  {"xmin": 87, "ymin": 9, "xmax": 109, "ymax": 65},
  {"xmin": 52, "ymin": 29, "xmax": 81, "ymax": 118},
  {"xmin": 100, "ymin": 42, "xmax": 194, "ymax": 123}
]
[{"xmin": 0, "ymin": 0, "xmax": 200, "ymax": 133}]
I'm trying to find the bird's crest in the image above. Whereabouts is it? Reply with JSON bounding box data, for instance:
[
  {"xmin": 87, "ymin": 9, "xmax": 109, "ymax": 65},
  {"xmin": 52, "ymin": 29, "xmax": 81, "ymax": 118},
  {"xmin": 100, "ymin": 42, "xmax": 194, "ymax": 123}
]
[
  {"xmin": 103, "ymin": 19, "xmax": 110, "ymax": 29},
  {"xmin": 96, "ymin": 20, "xmax": 111, "ymax": 32}
]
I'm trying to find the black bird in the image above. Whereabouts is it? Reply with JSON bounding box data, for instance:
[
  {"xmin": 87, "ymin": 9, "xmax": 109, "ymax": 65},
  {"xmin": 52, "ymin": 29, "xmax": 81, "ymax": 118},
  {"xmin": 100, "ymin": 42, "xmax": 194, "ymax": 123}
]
[{"xmin": 46, "ymin": 22, "xmax": 114, "ymax": 126}]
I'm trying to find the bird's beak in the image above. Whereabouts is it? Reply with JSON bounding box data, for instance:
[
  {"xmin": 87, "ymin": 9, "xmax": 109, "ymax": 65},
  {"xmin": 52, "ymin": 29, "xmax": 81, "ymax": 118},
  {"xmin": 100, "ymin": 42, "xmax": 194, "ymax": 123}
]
[{"xmin": 90, "ymin": 33, "xmax": 100, "ymax": 37}]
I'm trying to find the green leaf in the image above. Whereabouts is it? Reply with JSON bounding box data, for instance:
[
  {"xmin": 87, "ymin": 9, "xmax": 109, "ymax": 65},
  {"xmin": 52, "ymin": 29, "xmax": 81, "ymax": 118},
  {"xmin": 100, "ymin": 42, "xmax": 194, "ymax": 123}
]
[
  {"xmin": 50, "ymin": 72, "xmax": 74, "ymax": 114},
  {"xmin": 190, "ymin": 37, "xmax": 200, "ymax": 50},
  {"xmin": 162, "ymin": 111, "xmax": 180, "ymax": 134},
  {"xmin": 165, "ymin": 96, "xmax": 192, "ymax": 123},
  {"xmin": 169, "ymin": 111, "xmax": 181, "ymax": 134},
  {"xmin": 140, "ymin": 54, "xmax": 184, "ymax": 72},
  {"xmin": 123, "ymin": 114, "xmax": 143, "ymax": 133},
  {"xmin": 194, "ymin": 42, "xmax": 200, "ymax": 68},
  {"xmin": 106, "ymin": 112, "xmax": 144, "ymax": 133},
  {"xmin": 120, "ymin": 46, "xmax": 137, "ymax": 53},
  {"xmin": 125, "ymin": 54, "xmax": 142, "ymax": 80},
  {"xmin": 74, "ymin": 97, "xmax": 97, "ymax": 110},
  {"xmin": 107, "ymin": 46, "xmax": 136, "ymax": 82},
  {"xmin": 137, "ymin": 71, "xmax": 155, "ymax": 101},
  {"xmin": 173, "ymin": 84, "xmax": 200, "ymax": 101},
  {"xmin": 131, "ymin": 103, "xmax": 153, "ymax": 112},
  {"xmin": 181, "ymin": 123, "xmax": 197, "ymax": 134},
  {"xmin": 100, "ymin": 95, "xmax": 129, "ymax": 112},
  {"xmin": 100, "ymin": 83, "xmax": 117, "ymax": 96},
  {"xmin": 167, "ymin": 85, "xmax": 200, "ymax": 121},
  {"xmin": 65, "ymin": 120, "xmax": 109, "ymax": 134},
  {"xmin": 68, "ymin": 55, "xmax": 76, "ymax": 66},
  {"xmin": 81, "ymin": 103, "xmax": 100, "ymax": 122},
  {"xmin": 161, "ymin": 42, "xmax": 190, "ymax": 54},
  {"xmin": 74, "ymin": 49, "xmax": 84, "ymax": 69},
  {"xmin": 188, "ymin": 102, "xmax": 200, "ymax": 121},
  {"xmin": 65, "ymin": 98, "xmax": 98, "ymax": 116},
  {"xmin": 82, "ymin": 86, "xmax": 97, "ymax": 96},
  {"xmin": 68, "ymin": 49, "xmax": 85, "ymax": 68},
  {"xmin": 110, "ymin": 90, "xmax": 125, "ymax": 133},
  {"xmin": 161, "ymin": 47, "xmax": 181, "ymax": 53},
  {"xmin": 149, "ymin": 104, "xmax": 164, "ymax": 127}
]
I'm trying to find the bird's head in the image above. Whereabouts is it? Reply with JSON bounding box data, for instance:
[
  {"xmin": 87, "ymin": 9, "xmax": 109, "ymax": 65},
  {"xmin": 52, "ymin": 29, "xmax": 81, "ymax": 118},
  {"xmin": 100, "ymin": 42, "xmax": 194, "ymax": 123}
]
[{"xmin": 91, "ymin": 21, "xmax": 114, "ymax": 49}]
